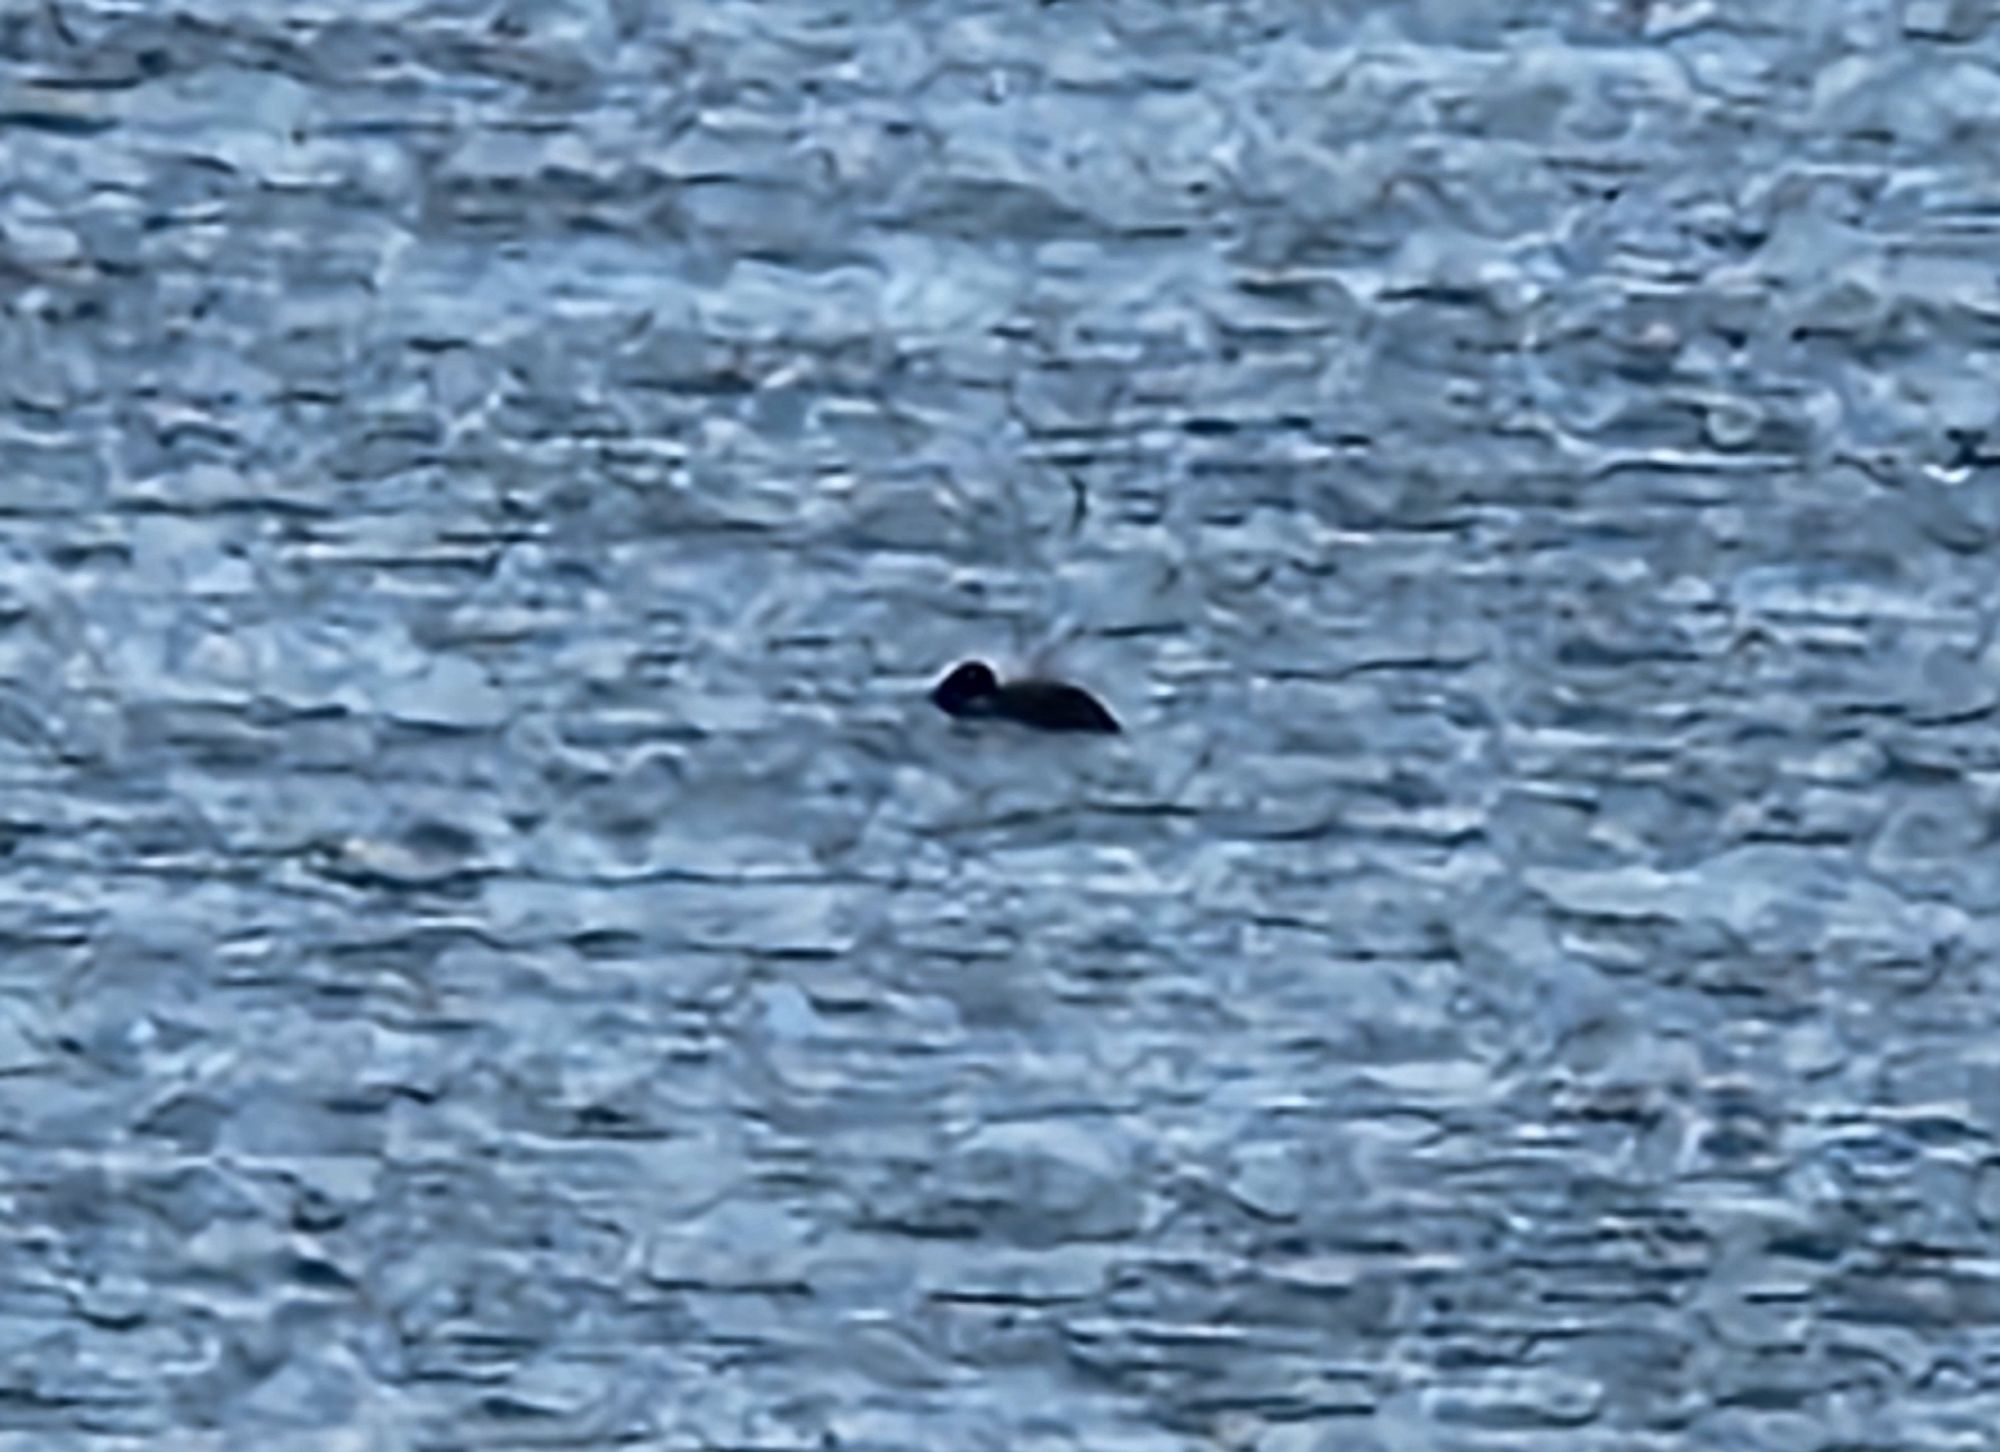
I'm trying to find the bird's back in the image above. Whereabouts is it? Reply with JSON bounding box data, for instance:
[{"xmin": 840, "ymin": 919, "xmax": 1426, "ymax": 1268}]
[{"xmin": 991, "ymin": 679, "xmax": 1121, "ymax": 733}]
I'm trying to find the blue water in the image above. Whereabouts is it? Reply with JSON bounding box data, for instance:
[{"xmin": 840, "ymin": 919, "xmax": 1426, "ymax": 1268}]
[{"xmin": 5, "ymin": 2, "xmax": 2000, "ymax": 1447}]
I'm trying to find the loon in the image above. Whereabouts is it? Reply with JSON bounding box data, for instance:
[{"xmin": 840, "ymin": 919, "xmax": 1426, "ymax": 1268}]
[{"xmin": 930, "ymin": 659, "xmax": 1120, "ymax": 734}]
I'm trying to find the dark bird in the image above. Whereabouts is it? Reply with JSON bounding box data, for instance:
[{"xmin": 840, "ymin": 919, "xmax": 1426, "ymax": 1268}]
[{"xmin": 931, "ymin": 659, "xmax": 1121, "ymax": 734}]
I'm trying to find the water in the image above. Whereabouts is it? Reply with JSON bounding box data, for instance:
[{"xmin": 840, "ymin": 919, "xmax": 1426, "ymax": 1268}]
[{"xmin": 5, "ymin": 2, "xmax": 2000, "ymax": 1447}]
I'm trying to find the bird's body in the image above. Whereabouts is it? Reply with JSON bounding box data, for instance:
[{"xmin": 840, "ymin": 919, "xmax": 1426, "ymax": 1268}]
[{"xmin": 931, "ymin": 659, "xmax": 1120, "ymax": 734}]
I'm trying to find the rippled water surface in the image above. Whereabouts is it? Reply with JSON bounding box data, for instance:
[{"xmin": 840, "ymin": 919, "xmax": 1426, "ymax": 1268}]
[{"xmin": 8, "ymin": 2, "xmax": 2000, "ymax": 1447}]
